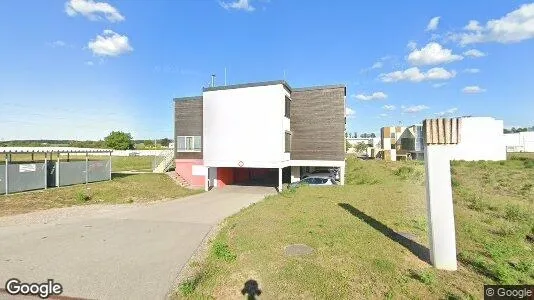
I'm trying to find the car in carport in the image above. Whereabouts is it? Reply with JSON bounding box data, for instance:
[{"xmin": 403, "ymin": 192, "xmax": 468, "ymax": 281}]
[{"xmin": 288, "ymin": 175, "xmax": 337, "ymax": 188}]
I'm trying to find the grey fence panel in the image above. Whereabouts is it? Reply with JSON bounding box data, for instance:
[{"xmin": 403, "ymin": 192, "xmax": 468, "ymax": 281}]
[
  {"xmin": 6, "ymin": 163, "xmax": 46, "ymax": 193},
  {"xmin": 58, "ymin": 161, "xmax": 86, "ymax": 186},
  {"xmin": 0, "ymin": 165, "xmax": 5, "ymax": 194},
  {"xmin": 87, "ymin": 160, "xmax": 111, "ymax": 182}
]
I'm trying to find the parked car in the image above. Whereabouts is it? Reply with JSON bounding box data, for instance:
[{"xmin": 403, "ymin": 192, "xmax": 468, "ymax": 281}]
[
  {"xmin": 288, "ymin": 175, "xmax": 338, "ymax": 188},
  {"xmin": 302, "ymin": 168, "xmax": 340, "ymax": 181}
]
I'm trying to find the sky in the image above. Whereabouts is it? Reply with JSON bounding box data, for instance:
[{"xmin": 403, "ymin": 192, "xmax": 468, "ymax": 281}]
[{"xmin": 1, "ymin": 0, "xmax": 533, "ymax": 140}]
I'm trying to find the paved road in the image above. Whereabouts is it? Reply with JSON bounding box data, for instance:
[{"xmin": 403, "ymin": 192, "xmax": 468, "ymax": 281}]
[{"xmin": 0, "ymin": 185, "xmax": 276, "ymax": 300}]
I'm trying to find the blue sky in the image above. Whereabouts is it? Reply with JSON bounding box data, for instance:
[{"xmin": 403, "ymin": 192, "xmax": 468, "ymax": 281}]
[{"xmin": 1, "ymin": 0, "xmax": 533, "ymax": 140}]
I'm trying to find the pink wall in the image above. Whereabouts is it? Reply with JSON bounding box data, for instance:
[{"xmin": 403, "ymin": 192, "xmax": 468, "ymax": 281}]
[{"xmin": 175, "ymin": 159, "xmax": 204, "ymax": 187}]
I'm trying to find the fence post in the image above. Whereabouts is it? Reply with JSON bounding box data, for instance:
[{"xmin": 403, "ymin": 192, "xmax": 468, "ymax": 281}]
[
  {"xmin": 4, "ymin": 153, "xmax": 8, "ymax": 195},
  {"xmin": 85, "ymin": 152, "xmax": 88, "ymax": 185},
  {"xmin": 56, "ymin": 152, "xmax": 60, "ymax": 187},
  {"xmin": 109, "ymin": 151, "xmax": 112, "ymax": 180},
  {"xmin": 44, "ymin": 152, "xmax": 48, "ymax": 190}
]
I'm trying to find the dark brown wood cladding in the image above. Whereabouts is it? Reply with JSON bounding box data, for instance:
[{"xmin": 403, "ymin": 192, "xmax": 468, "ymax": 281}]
[
  {"xmin": 174, "ymin": 98, "xmax": 203, "ymax": 159},
  {"xmin": 290, "ymin": 87, "xmax": 345, "ymax": 161}
]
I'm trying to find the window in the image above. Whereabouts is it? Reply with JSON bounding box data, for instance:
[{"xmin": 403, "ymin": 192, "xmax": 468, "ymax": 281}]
[
  {"xmin": 285, "ymin": 96, "xmax": 291, "ymax": 118},
  {"xmin": 390, "ymin": 132, "xmax": 395, "ymax": 139},
  {"xmin": 285, "ymin": 132, "xmax": 291, "ymax": 153},
  {"xmin": 176, "ymin": 136, "xmax": 202, "ymax": 152}
]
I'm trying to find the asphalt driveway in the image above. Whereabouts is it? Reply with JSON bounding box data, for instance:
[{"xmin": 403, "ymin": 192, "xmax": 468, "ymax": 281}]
[{"xmin": 0, "ymin": 185, "xmax": 276, "ymax": 299}]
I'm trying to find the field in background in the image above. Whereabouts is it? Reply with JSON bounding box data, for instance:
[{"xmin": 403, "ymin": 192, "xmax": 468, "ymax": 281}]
[
  {"xmin": 0, "ymin": 154, "xmax": 154, "ymax": 172},
  {"xmin": 175, "ymin": 156, "xmax": 533, "ymax": 299}
]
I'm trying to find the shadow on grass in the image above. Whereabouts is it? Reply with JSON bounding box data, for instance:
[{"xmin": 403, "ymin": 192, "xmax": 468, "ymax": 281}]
[
  {"xmin": 338, "ymin": 203, "xmax": 430, "ymax": 264},
  {"xmin": 111, "ymin": 173, "xmax": 139, "ymax": 179}
]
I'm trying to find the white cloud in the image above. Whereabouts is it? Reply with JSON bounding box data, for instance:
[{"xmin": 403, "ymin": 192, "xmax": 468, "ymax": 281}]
[
  {"xmin": 345, "ymin": 107, "xmax": 355, "ymax": 118},
  {"xmin": 353, "ymin": 92, "xmax": 388, "ymax": 101},
  {"xmin": 50, "ymin": 40, "xmax": 67, "ymax": 47},
  {"xmin": 65, "ymin": 0, "xmax": 124, "ymax": 22},
  {"xmin": 463, "ymin": 49, "xmax": 486, "ymax": 57},
  {"xmin": 379, "ymin": 113, "xmax": 388, "ymax": 117},
  {"xmin": 371, "ymin": 61, "xmax": 383, "ymax": 69},
  {"xmin": 426, "ymin": 16, "xmax": 441, "ymax": 31},
  {"xmin": 435, "ymin": 107, "xmax": 458, "ymax": 116},
  {"xmin": 462, "ymin": 86, "xmax": 486, "ymax": 94},
  {"xmin": 220, "ymin": 0, "xmax": 255, "ymax": 11},
  {"xmin": 407, "ymin": 41, "xmax": 417, "ymax": 50},
  {"xmin": 85, "ymin": 61, "xmax": 94, "ymax": 66},
  {"xmin": 382, "ymin": 105, "xmax": 396, "ymax": 111},
  {"xmin": 403, "ymin": 105, "xmax": 429, "ymax": 113},
  {"xmin": 456, "ymin": 3, "xmax": 534, "ymax": 45},
  {"xmin": 407, "ymin": 42, "xmax": 463, "ymax": 66},
  {"xmin": 463, "ymin": 68, "xmax": 480, "ymax": 74},
  {"xmin": 87, "ymin": 30, "xmax": 133, "ymax": 56},
  {"xmin": 379, "ymin": 67, "xmax": 456, "ymax": 82},
  {"xmin": 432, "ymin": 82, "xmax": 447, "ymax": 88},
  {"xmin": 464, "ymin": 20, "xmax": 483, "ymax": 31}
]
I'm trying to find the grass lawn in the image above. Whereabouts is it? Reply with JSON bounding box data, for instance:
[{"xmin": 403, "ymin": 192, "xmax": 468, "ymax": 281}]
[
  {"xmin": 0, "ymin": 173, "xmax": 201, "ymax": 217},
  {"xmin": 175, "ymin": 156, "xmax": 534, "ymax": 299},
  {"xmin": 0, "ymin": 154, "xmax": 154, "ymax": 172}
]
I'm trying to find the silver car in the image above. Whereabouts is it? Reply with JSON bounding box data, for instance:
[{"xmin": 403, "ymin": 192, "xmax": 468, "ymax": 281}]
[{"xmin": 288, "ymin": 175, "xmax": 338, "ymax": 188}]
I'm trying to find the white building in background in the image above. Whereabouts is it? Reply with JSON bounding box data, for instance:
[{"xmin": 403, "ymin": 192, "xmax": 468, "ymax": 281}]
[
  {"xmin": 346, "ymin": 137, "xmax": 380, "ymax": 147},
  {"xmin": 504, "ymin": 132, "xmax": 534, "ymax": 152},
  {"xmin": 439, "ymin": 116, "xmax": 506, "ymax": 161}
]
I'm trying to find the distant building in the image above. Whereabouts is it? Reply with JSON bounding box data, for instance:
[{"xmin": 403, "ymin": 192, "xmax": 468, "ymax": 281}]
[
  {"xmin": 346, "ymin": 137, "xmax": 380, "ymax": 148},
  {"xmin": 380, "ymin": 117, "xmax": 506, "ymax": 161},
  {"xmin": 380, "ymin": 126, "xmax": 405, "ymax": 161},
  {"xmin": 398, "ymin": 124, "xmax": 425, "ymax": 160},
  {"xmin": 504, "ymin": 132, "xmax": 534, "ymax": 152}
]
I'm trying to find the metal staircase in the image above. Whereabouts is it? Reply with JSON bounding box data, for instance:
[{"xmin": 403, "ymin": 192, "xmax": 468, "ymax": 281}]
[{"xmin": 152, "ymin": 150, "xmax": 174, "ymax": 173}]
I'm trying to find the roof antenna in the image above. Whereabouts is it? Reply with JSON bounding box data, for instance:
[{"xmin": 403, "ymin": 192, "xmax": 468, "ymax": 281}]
[{"xmin": 211, "ymin": 74, "xmax": 216, "ymax": 87}]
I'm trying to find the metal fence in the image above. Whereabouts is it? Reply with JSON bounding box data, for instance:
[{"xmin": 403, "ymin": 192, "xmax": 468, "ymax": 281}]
[{"xmin": 2, "ymin": 160, "xmax": 111, "ymax": 194}]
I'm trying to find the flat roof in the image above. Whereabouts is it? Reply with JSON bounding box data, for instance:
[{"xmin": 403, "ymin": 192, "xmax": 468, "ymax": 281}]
[
  {"xmin": 0, "ymin": 147, "xmax": 113, "ymax": 154},
  {"xmin": 203, "ymin": 80, "xmax": 293, "ymax": 93},
  {"xmin": 173, "ymin": 96, "xmax": 202, "ymax": 102}
]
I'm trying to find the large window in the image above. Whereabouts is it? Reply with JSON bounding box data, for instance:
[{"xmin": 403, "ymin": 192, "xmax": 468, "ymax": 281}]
[
  {"xmin": 177, "ymin": 136, "xmax": 202, "ymax": 152},
  {"xmin": 285, "ymin": 96, "xmax": 291, "ymax": 118},
  {"xmin": 285, "ymin": 132, "xmax": 291, "ymax": 153}
]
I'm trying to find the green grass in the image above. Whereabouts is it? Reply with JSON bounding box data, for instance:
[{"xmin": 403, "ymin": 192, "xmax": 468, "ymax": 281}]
[
  {"xmin": 0, "ymin": 154, "xmax": 154, "ymax": 172},
  {"xmin": 173, "ymin": 156, "xmax": 533, "ymax": 299},
  {"xmin": 0, "ymin": 173, "xmax": 200, "ymax": 217}
]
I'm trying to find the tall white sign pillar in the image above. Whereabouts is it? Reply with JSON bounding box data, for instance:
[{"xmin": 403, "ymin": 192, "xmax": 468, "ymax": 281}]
[{"xmin": 423, "ymin": 118, "xmax": 461, "ymax": 271}]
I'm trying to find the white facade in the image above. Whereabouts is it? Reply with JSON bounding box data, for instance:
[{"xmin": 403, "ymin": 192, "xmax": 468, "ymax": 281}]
[
  {"xmin": 504, "ymin": 132, "xmax": 534, "ymax": 152},
  {"xmin": 449, "ymin": 117, "xmax": 506, "ymax": 161},
  {"xmin": 203, "ymin": 84, "xmax": 291, "ymax": 168}
]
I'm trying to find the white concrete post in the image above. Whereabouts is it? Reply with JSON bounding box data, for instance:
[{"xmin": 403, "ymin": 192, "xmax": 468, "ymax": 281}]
[
  {"xmin": 290, "ymin": 166, "xmax": 300, "ymax": 183},
  {"xmin": 339, "ymin": 164, "xmax": 346, "ymax": 185},
  {"xmin": 425, "ymin": 144, "xmax": 457, "ymax": 271},
  {"xmin": 278, "ymin": 167, "xmax": 283, "ymax": 192},
  {"xmin": 205, "ymin": 167, "xmax": 210, "ymax": 192}
]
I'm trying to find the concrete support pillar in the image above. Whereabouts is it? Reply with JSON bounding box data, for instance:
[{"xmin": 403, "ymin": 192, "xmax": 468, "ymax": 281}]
[
  {"xmin": 204, "ymin": 167, "xmax": 210, "ymax": 192},
  {"xmin": 290, "ymin": 166, "xmax": 300, "ymax": 183},
  {"xmin": 278, "ymin": 167, "xmax": 283, "ymax": 192},
  {"xmin": 425, "ymin": 144, "xmax": 457, "ymax": 270},
  {"xmin": 339, "ymin": 164, "xmax": 346, "ymax": 185}
]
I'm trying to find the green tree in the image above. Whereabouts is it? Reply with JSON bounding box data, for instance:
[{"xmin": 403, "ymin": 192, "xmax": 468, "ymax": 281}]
[
  {"xmin": 355, "ymin": 142, "xmax": 368, "ymax": 154},
  {"xmin": 104, "ymin": 131, "xmax": 134, "ymax": 150},
  {"xmin": 160, "ymin": 138, "xmax": 171, "ymax": 147}
]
